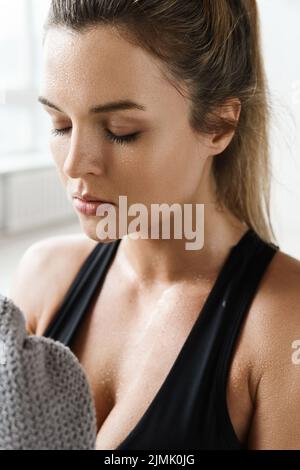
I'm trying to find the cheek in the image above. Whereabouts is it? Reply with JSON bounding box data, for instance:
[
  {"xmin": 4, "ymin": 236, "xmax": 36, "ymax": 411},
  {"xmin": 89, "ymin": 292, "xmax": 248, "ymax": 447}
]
[
  {"xmin": 134, "ymin": 140, "xmax": 203, "ymax": 204},
  {"xmin": 50, "ymin": 139, "xmax": 63, "ymax": 166},
  {"xmin": 50, "ymin": 139, "xmax": 68, "ymax": 184}
]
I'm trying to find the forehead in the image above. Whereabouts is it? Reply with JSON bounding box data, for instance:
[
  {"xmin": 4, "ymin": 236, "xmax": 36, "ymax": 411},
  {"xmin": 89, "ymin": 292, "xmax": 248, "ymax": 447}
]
[{"xmin": 41, "ymin": 26, "xmax": 169, "ymax": 108}]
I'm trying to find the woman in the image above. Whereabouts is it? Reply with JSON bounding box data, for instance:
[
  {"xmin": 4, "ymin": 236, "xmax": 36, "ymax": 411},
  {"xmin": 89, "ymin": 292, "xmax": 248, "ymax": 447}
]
[{"xmin": 9, "ymin": 0, "xmax": 300, "ymax": 450}]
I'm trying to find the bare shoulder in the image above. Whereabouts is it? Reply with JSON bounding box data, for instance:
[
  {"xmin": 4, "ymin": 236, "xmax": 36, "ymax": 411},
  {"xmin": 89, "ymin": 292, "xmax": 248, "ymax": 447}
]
[
  {"xmin": 246, "ymin": 249, "xmax": 300, "ymax": 357},
  {"xmin": 8, "ymin": 233, "xmax": 98, "ymax": 336},
  {"xmin": 243, "ymin": 249, "xmax": 300, "ymax": 449}
]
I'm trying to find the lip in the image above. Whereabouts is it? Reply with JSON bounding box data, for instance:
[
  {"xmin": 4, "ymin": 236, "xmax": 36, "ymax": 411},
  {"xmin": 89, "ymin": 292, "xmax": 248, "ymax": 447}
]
[
  {"xmin": 72, "ymin": 195, "xmax": 115, "ymax": 216},
  {"xmin": 72, "ymin": 192, "xmax": 112, "ymax": 203}
]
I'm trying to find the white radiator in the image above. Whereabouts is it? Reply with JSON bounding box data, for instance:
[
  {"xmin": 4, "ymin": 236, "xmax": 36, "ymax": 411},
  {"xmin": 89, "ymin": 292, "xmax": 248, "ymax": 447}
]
[{"xmin": 0, "ymin": 167, "xmax": 75, "ymax": 234}]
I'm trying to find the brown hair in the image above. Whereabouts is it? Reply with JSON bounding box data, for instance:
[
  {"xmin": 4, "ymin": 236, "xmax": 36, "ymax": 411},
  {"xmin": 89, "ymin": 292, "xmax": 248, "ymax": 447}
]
[{"xmin": 45, "ymin": 0, "xmax": 277, "ymax": 244}]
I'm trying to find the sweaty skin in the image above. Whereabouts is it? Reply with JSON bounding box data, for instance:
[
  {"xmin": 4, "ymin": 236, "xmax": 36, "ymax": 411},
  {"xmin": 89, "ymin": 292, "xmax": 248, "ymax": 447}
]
[
  {"xmin": 11, "ymin": 24, "xmax": 298, "ymax": 450},
  {"xmin": 39, "ymin": 26, "xmax": 243, "ymax": 281}
]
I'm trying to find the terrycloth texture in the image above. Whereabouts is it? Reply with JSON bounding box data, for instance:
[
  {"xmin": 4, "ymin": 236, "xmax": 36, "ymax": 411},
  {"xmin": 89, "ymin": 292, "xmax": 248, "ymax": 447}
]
[{"xmin": 0, "ymin": 295, "xmax": 97, "ymax": 450}]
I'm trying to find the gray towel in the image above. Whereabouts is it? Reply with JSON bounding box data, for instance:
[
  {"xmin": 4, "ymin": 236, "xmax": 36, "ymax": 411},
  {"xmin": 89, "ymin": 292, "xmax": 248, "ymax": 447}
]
[{"xmin": 0, "ymin": 295, "xmax": 97, "ymax": 450}]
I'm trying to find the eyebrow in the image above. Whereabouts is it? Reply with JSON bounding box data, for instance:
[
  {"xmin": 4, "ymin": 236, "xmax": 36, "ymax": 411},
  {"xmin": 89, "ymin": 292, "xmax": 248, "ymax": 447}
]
[{"xmin": 37, "ymin": 96, "xmax": 147, "ymax": 114}]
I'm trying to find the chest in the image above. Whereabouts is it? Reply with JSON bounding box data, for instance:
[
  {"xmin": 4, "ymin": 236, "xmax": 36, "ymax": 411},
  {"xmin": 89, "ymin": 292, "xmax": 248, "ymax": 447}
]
[{"xmin": 70, "ymin": 278, "xmax": 253, "ymax": 449}]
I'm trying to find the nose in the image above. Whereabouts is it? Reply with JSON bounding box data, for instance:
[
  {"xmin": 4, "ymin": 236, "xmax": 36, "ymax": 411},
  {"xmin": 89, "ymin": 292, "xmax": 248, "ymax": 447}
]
[{"xmin": 63, "ymin": 128, "xmax": 104, "ymax": 178}]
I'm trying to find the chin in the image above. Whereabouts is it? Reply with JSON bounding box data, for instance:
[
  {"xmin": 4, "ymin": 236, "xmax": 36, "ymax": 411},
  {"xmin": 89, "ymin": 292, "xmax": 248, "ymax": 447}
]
[{"xmin": 78, "ymin": 216, "xmax": 120, "ymax": 244}]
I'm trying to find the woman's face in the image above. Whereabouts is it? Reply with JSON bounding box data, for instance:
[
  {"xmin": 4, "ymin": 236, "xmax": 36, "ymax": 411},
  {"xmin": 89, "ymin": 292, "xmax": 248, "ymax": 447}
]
[{"xmin": 40, "ymin": 26, "xmax": 214, "ymax": 241}]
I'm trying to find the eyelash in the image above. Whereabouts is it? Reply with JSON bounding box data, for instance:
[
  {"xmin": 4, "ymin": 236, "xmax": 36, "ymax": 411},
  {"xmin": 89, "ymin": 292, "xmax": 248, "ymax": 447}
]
[{"xmin": 50, "ymin": 127, "xmax": 140, "ymax": 145}]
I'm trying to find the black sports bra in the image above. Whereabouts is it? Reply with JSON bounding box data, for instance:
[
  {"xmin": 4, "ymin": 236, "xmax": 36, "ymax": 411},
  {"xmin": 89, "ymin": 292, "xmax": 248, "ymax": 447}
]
[{"xmin": 43, "ymin": 228, "xmax": 279, "ymax": 450}]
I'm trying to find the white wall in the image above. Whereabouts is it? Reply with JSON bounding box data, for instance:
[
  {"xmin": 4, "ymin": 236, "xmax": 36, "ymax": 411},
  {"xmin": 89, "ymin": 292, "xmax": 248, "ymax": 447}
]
[{"xmin": 258, "ymin": 0, "xmax": 300, "ymax": 257}]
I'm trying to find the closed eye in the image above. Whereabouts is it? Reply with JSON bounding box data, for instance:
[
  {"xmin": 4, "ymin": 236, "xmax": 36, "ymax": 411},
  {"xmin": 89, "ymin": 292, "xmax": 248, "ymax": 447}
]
[
  {"xmin": 50, "ymin": 127, "xmax": 140, "ymax": 145},
  {"xmin": 104, "ymin": 129, "xmax": 140, "ymax": 145},
  {"xmin": 50, "ymin": 127, "xmax": 72, "ymax": 137}
]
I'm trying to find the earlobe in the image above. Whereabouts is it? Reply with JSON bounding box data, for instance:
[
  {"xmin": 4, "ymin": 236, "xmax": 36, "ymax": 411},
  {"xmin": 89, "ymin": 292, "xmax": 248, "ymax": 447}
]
[{"xmin": 210, "ymin": 128, "xmax": 237, "ymax": 158}]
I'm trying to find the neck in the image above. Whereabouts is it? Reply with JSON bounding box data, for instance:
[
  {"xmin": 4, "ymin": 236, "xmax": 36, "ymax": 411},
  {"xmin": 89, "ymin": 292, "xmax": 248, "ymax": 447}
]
[{"xmin": 118, "ymin": 202, "xmax": 248, "ymax": 287}]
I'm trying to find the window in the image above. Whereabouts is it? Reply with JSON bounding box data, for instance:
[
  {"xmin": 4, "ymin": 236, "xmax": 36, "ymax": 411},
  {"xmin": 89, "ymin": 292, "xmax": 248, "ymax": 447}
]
[{"xmin": 0, "ymin": 0, "xmax": 51, "ymax": 161}]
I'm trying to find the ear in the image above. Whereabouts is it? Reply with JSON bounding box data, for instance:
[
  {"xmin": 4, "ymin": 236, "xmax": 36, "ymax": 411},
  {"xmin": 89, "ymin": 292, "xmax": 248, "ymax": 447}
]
[{"xmin": 205, "ymin": 97, "xmax": 241, "ymax": 156}]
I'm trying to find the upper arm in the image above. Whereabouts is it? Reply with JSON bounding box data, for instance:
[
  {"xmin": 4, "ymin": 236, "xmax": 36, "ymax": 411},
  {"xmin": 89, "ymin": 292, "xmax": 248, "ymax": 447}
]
[
  {"xmin": 246, "ymin": 253, "xmax": 300, "ymax": 449},
  {"xmin": 247, "ymin": 334, "xmax": 300, "ymax": 449},
  {"xmin": 8, "ymin": 240, "xmax": 52, "ymax": 335}
]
